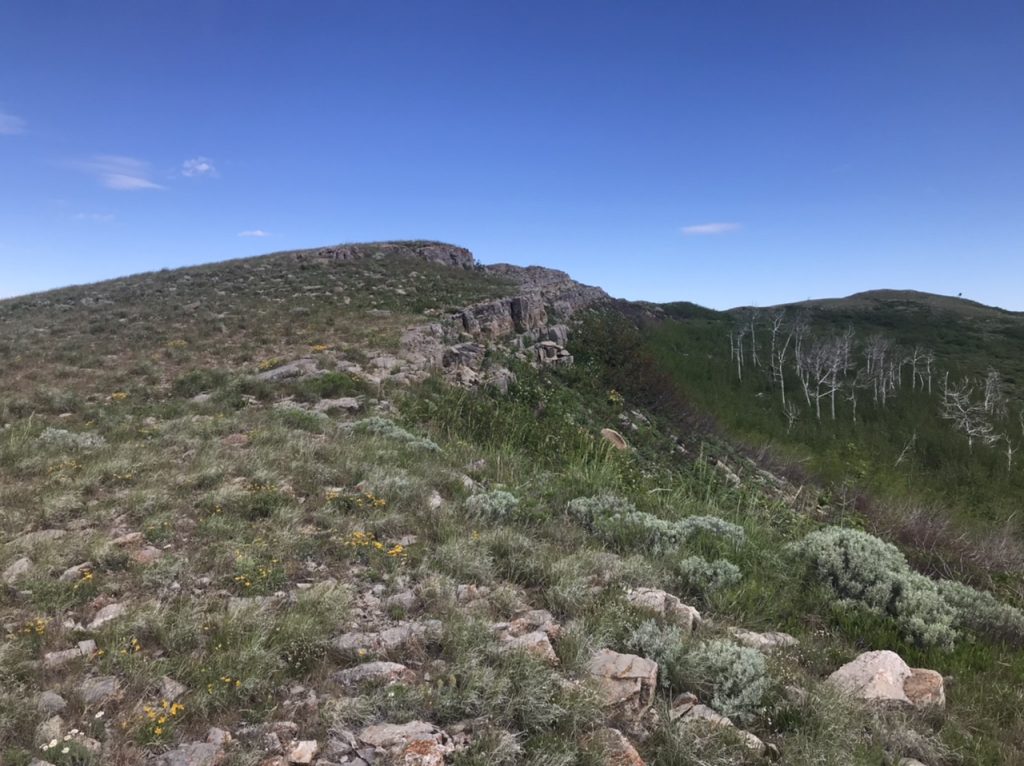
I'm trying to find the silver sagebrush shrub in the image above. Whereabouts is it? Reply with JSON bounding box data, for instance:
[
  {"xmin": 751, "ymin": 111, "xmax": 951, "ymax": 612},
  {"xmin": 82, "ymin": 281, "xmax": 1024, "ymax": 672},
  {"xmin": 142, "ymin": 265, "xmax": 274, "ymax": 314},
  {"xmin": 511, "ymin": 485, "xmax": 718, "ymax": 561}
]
[
  {"xmin": 465, "ymin": 490, "xmax": 520, "ymax": 521},
  {"xmin": 676, "ymin": 555, "xmax": 742, "ymax": 594},
  {"xmin": 684, "ymin": 639, "xmax": 770, "ymax": 724}
]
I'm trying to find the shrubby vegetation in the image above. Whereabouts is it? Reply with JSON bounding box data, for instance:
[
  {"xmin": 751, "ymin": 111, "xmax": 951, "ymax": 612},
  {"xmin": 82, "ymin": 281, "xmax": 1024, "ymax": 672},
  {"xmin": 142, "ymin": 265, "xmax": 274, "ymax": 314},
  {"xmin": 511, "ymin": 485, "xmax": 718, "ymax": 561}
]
[
  {"xmin": 465, "ymin": 490, "xmax": 520, "ymax": 521},
  {"xmin": 348, "ymin": 416, "xmax": 440, "ymax": 451},
  {"xmin": 682, "ymin": 639, "xmax": 771, "ymax": 724},
  {"xmin": 790, "ymin": 526, "xmax": 1024, "ymax": 648}
]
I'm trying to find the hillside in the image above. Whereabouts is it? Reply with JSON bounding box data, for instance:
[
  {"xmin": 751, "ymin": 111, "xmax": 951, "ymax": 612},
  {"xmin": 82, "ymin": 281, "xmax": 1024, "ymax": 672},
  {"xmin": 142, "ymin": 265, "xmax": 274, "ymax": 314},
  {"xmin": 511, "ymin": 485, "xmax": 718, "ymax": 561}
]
[{"xmin": 2, "ymin": 246, "xmax": 1024, "ymax": 766}]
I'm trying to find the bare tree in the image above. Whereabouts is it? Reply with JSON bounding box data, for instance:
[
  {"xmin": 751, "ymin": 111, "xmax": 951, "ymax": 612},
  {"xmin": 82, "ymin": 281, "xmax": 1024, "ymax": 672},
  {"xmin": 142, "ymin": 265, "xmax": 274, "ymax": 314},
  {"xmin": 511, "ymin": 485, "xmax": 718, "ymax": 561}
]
[
  {"xmin": 983, "ymin": 368, "xmax": 1009, "ymax": 419},
  {"xmin": 783, "ymin": 399, "xmax": 800, "ymax": 433},
  {"xmin": 940, "ymin": 379, "xmax": 998, "ymax": 450}
]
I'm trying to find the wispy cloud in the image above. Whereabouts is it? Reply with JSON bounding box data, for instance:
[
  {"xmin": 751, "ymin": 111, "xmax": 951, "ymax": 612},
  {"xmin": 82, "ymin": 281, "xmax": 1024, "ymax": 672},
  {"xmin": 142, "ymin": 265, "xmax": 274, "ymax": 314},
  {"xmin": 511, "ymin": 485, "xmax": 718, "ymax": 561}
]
[
  {"xmin": 681, "ymin": 222, "xmax": 741, "ymax": 236},
  {"xmin": 73, "ymin": 212, "xmax": 116, "ymax": 223},
  {"xmin": 72, "ymin": 155, "xmax": 163, "ymax": 190},
  {"xmin": 238, "ymin": 229, "xmax": 270, "ymax": 237},
  {"xmin": 182, "ymin": 156, "xmax": 217, "ymax": 178},
  {"xmin": 0, "ymin": 111, "xmax": 27, "ymax": 135}
]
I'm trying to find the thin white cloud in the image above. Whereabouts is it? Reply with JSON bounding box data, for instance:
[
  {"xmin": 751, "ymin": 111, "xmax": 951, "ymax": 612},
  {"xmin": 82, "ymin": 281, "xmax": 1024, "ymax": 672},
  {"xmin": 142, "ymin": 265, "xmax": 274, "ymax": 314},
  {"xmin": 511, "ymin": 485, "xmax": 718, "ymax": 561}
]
[
  {"xmin": 182, "ymin": 156, "xmax": 217, "ymax": 178},
  {"xmin": 238, "ymin": 229, "xmax": 270, "ymax": 237},
  {"xmin": 73, "ymin": 212, "xmax": 115, "ymax": 223},
  {"xmin": 681, "ymin": 222, "xmax": 741, "ymax": 236},
  {"xmin": 72, "ymin": 155, "xmax": 163, "ymax": 190},
  {"xmin": 0, "ymin": 111, "xmax": 27, "ymax": 135}
]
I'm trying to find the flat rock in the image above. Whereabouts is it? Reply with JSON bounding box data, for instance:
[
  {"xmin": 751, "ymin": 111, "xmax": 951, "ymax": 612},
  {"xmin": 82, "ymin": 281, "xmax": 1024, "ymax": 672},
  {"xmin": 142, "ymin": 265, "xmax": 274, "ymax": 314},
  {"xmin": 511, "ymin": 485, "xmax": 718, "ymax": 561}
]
[
  {"xmin": 501, "ymin": 631, "xmax": 559, "ymax": 665},
  {"xmin": 332, "ymin": 661, "xmax": 412, "ymax": 686},
  {"xmin": 149, "ymin": 742, "xmax": 223, "ymax": 766},
  {"xmin": 111, "ymin": 531, "xmax": 144, "ymax": 546},
  {"xmin": 256, "ymin": 358, "xmax": 319, "ymax": 382},
  {"xmin": 333, "ymin": 620, "xmax": 442, "ymax": 654},
  {"xmin": 678, "ymin": 704, "xmax": 767, "ymax": 755},
  {"xmin": 3, "ymin": 556, "xmax": 33, "ymax": 583},
  {"xmin": 358, "ymin": 720, "xmax": 446, "ymax": 750},
  {"xmin": 88, "ymin": 602, "xmax": 126, "ymax": 630},
  {"xmin": 37, "ymin": 690, "xmax": 67, "ymax": 714},
  {"xmin": 626, "ymin": 588, "xmax": 701, "ymax": 631},
  {"xmin": 587, "ymin": 649, "xmax": 658, "ymax": 711},
  {"xmin": 315, "ymin": 397, "xmax": 361, "ymax": 413},
  {"xmin": 77, "ymin": 675, "xmax": 121, "ymax": 704},
  {"xmin": 133, "ymin": 545, "xmax": 164, "ymax": 564}
]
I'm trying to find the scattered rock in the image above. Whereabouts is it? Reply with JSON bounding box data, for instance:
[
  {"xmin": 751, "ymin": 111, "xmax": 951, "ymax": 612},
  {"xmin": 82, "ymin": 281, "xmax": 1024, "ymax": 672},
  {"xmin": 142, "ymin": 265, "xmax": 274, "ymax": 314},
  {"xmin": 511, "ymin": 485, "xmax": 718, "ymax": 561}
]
[
  {"xmin": 7, "ymin": 529, "xmax": 66, "ymax": 549},
  {"xmin": 315, "ymin": 397, "xmax": 361, "ymax": 413},
  {"xmin": 333, "ymin": 620, "xmax": 442, "ymax": 654},
  {"xmin": 77, "ymin": 675, "xmax": 121, "ymax": 704},
  {"xmin": 677, "ymin": 704, "xmax": 768, "ymax": 755},
  {"xmin": 386, "ymin": 590, "xmax": 419, "ymax": 612},
  {"xmin": 162, "ymin": 675, "xmax": 188, "ymax": 701},
  {"xmin": 827, "ymin": 650, "xmax": 945, "ymax": 710},
  {"xmin": 358, "ymin": 721, "xmax": 452, "ymax": 765},
  {"xmin": 149, "ymin": 742, "xmax": 223, "ymax": 766},
  {"xmin": 111, "ymin": 531, "xmax": 144, "ymax": 546},
  {"xmin": 600, "ymin": 428, "xmax": 629, "ymax": 450},
  {"xmin": 88, "ymin": 602, "xmax": 126, "ymax": 630},
  {"xmin": 585, "ymin": 727, "xmax": 646, "ymax": 766},
  {"xmin": 133, "ymin": 545, "xmax": 164, "ymax": 565},
  {"xmin": 332, "ymin": 661, "xmax": 413, "ymax": 686},
  {"xmin": 587, "ymin": 649, "xmax": 658, "ymax": 712},
  {"xmin": 58, "ymin": 561, "xmax": 92, "ymax": 582},
  {"xmin": 501, "ymin": 631, "xmax": 559, "ymax": 665},
  {"xmin": 221, "ymin": 432, "xmax": 250, "ymax": 447},
  {"xmin": 34, "ymin": 715, "xmax": 64, "ymax": 746},
  {"xmin": 626, "ymin": 588, "xmax": 701, "ymax": 631},
  {"xmin": 3, "ymin": 556, "xmax": 33, "ymax": 583},
  {"xmin": 287, "ymin": 740, "xmax": 319, "ymax": 764},
  {"xmin": 207, "ymin": 728, "xmax": 232, "ymax": 746},
  {"xmin": 43, "ymin": 640, "xmax": 95, "ymax": 668},
  {"xmin": 730, "ymin": 628, "xmax": 798, "ymax": 651},
  {"xmin": 256, "ymin": 358, "xmax": 320, "ymax": 382},
  {"xmin": 37, "ymin": 690, "xmax": 67, "ymax": 714}
]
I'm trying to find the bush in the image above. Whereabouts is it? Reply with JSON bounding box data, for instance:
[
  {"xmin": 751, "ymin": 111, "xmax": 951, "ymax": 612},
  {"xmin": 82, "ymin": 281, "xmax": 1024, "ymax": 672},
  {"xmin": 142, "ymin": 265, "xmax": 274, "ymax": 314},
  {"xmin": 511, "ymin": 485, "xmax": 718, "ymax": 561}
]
[
  {"xmin": 675, "ymin": 556, "xmax": 742, "ymax": 595},
  {"xmin": 682, "ymin": 639, "xmax": 770, "ymax": 724},
  {"xmin": 350, "ymin": 417, "xmax": 440, "ymax": 451},
  {"xmin": 567, "ymin": 494, "xmax": 745, "ymax": 554},
  {"xmin": 38, "ymin": 427, "xmax": 106, "ymax": 450},
  {"xmin": 625, "ymin": 620, "xmax": 690, "ymax": 690},
  {"xmin": 465, "ymin": 490, "xmax": 520, "ymax": 521},
  {"xmin": 789, "ymin": 527, "xmax": 958, "ymax": 648}
]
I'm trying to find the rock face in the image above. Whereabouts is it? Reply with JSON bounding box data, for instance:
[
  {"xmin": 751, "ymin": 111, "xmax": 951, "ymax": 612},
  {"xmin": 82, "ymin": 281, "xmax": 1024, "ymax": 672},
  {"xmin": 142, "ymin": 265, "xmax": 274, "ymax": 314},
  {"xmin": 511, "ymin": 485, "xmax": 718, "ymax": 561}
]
[
  {"xmin": 300, "ymin": 241, "xmax": 476, "ymax": 270},
  {"xmin": 827, "ymin": 650, "xmax": 945, "ymax": 709},
  {"xmin": 626, "ymin": 588, "xmax": 701, "ymax": 631},
  {"xmin": 588, "ymin": 649, "xmax": 658, "ymax": 712}
]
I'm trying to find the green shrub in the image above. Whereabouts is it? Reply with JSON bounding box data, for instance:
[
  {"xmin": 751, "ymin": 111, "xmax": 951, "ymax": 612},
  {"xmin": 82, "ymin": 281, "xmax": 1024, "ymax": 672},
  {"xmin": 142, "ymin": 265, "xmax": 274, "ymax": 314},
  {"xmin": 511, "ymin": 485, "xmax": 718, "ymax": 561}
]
[
  {"xmin": 789, "ymin": 527, "xmax": 957, "ymax": 648},
  {"xmin": 567, "ymin": 494, "xmax": 745, "ymax": 554},
  {"xmin": 465, "ymin": 490, "xmax": 519, "ymax": 521},
  {"xmin": 625, "ymin": 619, "xmax": 690, "ymax": 690},
  {"xmin": 675, "ymin": 556, "xmax": 742, "ymax": 595},
  {"xmin": 172, "ymin": 368, "xmax": 229, "ymax": 398},
  {"xmin": 350, "ymin": 416, "xmax": 440, "ymax": 451},
  {"xmin": 682, "ymin": 639, "xmax": 770, "ymax": 724}
]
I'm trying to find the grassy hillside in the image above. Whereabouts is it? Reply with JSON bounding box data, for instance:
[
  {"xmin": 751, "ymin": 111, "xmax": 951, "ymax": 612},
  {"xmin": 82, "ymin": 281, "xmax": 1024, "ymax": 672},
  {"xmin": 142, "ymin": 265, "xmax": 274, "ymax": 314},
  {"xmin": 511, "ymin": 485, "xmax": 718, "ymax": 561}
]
[{"xmin": 2, "ymin": 253, "xmax": 1024, "ymax": 765}]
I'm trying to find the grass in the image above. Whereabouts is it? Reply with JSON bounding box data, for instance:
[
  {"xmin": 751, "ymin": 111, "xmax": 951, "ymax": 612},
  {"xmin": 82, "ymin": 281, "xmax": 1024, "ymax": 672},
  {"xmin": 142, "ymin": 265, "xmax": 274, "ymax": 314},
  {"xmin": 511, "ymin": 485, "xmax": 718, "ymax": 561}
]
[{"xmin": 1, "ymin": 247, "xmax": 1023, "ymax": 764}]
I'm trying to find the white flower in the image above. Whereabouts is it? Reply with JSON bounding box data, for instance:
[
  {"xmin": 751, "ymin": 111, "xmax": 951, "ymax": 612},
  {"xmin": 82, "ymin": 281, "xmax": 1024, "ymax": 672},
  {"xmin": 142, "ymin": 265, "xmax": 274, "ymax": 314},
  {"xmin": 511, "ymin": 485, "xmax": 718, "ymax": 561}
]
[
  {"xmin": 62, "ymin": 746, "xmax": 70, "ymax": 754},
  {"xmin": 94, "ymin": 710, "xmax": 105, "ymax": 719},
  {"xmin": 48, "ymin": 738, "xmax": 58, "ymax": 748},
  {"xmin": 63, "ymin": 734, "xmax": 72, "ymax": 740}
]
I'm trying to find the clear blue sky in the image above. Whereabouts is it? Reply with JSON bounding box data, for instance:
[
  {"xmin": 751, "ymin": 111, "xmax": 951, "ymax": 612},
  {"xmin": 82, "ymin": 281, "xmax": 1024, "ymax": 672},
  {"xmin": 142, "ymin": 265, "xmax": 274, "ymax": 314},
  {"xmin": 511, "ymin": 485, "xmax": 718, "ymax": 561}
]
[{"xmin": 2, "ymin": 1, "xmax": 1022, "ymax": 308}]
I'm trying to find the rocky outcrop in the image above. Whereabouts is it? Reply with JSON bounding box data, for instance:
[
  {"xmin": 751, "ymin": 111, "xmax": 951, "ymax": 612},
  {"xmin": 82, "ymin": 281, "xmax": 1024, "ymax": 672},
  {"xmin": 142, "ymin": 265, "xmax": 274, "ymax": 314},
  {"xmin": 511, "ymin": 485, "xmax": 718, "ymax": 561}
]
[
  {"xmin": 298, "ymin": 241, "xmax": 476, "ymax": 270},
  {"xmin": 588, "ymin": 649, "xmax": 658, "ymax": 712}
]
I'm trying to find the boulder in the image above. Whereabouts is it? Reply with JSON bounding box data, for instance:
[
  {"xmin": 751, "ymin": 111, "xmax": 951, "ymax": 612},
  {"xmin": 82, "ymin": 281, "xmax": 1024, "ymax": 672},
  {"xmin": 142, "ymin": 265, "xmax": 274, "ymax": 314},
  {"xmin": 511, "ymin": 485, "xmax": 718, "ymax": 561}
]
[
  {"xmin": 59, "ymin": 561, "xmax": 93, "ymax": 582},
  {"xmin": 358, "ymin": 720, "xmax": 452, "ymax": 765},
  {"xmin": 587, "ymin": 649, "xmax": 658, "ymax": 711},
  {"xmin": 827, "ymin": 650, "xmax": 945, "ymax": 710},
  {"xmin": 37, "ymin": 691, "xmax": 67, "ymax": 714},
  {"xmin": 626, "ymin": 588, "xmax": 701, "ymax": 631},
  {"xmin": 3, "ymin": 556, "xmax": 33, "ymax": 583}
]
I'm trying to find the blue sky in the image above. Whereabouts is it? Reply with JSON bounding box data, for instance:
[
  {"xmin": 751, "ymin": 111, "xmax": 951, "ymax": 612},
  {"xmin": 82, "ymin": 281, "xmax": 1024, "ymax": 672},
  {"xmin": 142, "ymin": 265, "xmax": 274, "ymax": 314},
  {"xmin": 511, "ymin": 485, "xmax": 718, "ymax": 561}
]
[{"xmin": 2, "ymin": 1, "xmax": 1022, "ymax": 309}]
